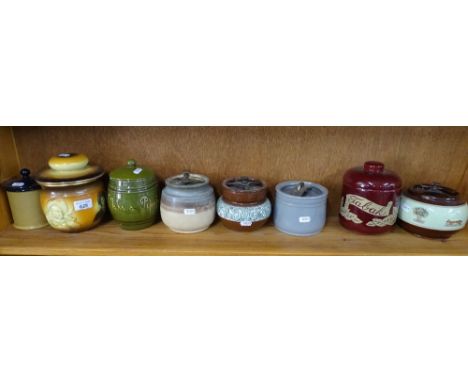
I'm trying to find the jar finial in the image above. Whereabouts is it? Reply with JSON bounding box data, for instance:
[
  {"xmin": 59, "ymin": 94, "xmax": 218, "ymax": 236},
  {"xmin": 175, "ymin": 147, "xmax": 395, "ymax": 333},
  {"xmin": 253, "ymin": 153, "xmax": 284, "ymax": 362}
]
[{"xmin": 20, "ymin": 168, "xmax": 31, "ymax": 178}]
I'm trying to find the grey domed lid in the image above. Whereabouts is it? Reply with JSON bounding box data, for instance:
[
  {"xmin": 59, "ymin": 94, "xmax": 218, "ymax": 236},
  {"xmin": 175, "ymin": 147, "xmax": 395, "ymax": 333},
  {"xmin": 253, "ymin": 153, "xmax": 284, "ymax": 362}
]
[{"xmin": 165, "ymin": 172, "xmax": 209, "ymax": 189}]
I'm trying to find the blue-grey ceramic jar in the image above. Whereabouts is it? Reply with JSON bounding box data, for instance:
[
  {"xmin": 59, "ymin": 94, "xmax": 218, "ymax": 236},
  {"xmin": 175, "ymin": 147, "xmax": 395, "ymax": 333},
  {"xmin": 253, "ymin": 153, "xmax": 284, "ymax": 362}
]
[{"xmin": 274, "ymin": 180, "xmax": 328, "ymax": 236}]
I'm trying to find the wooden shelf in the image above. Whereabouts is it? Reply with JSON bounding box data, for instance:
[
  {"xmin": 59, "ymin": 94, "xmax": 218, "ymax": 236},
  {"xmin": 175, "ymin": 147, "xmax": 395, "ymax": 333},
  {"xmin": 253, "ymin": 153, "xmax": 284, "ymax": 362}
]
[{"xmin": 0, "ymin": 217, "xmax": 466, "ymax": 256}]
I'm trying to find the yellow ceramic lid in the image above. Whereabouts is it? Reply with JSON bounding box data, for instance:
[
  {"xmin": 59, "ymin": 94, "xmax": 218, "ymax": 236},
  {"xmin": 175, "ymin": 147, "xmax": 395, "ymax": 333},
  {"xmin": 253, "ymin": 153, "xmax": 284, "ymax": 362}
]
[
  {"xmin": 48, "ymin": 153, "xmax": 89, "ymax": 171},
  {"xmin": 36, "ymin": 152, "xmax": 105, "ymax": 187}
]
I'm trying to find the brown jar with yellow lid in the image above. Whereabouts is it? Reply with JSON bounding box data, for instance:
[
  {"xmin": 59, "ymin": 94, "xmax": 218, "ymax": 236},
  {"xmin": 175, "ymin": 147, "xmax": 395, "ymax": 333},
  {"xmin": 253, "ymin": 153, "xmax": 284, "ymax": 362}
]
[{"xmin": 36, "ymin": 153, "xmax": 106, "ymax": 232}]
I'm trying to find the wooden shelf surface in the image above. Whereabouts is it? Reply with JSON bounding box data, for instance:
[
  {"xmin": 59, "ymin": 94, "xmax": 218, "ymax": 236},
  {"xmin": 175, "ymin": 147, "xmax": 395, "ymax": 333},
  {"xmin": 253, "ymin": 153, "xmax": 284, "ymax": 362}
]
[{"xmin": 0, "ymin": 217, "xmax": 466, "ymax": 256}]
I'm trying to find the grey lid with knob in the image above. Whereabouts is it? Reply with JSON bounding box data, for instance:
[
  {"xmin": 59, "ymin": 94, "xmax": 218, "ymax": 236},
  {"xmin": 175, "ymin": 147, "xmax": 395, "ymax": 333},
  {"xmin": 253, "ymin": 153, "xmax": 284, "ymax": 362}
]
[{"xmin": 165, "ymin": 172, "xmax": 209, "ymax": 188}]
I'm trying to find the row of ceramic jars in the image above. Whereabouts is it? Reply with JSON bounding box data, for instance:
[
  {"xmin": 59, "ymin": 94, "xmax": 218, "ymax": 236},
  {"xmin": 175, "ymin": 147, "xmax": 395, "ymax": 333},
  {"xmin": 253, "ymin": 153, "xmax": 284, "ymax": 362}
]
[
  {"xmin": 339, "ymin": 161, "xmax": 468, "ymax": 239},
  {"xmin": 3, "ymin": 154, "xmax": 468, "ymax": 239},
  {"xmin": 2, "ymin": 153, "xmax": 330, "ymax": 236}
]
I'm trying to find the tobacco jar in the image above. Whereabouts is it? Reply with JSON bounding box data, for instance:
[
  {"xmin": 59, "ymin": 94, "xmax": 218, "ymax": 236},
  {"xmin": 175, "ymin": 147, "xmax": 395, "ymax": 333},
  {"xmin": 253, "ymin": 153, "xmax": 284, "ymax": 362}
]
[
  {"xmin": 339, "ymin": 161, "xmax": 401, "ymax": 234},
  {"xmin": 160, "ymin": 172, "xmax": 215, "ymax": 233},
  {"xmin": 398, "ymin": 183, "xmax": 468, "ymax": 239},
  {"xmin": 36, "ymin": 153, "xmax": 106, "ymax": 233},
  {"xmin": 274, "ymin": 180, "xmax": 328, "ymax": 236},
  {"xmin": 3, "ymin": 168, "xmax": 48, "ymax": 230},
  {"xmin": 108, "ymin": 160, "xmax": 159, "ymax": 230},
  {"xmin": 216, "ymin": 176, "xmax": 271, "ymax": 231}
]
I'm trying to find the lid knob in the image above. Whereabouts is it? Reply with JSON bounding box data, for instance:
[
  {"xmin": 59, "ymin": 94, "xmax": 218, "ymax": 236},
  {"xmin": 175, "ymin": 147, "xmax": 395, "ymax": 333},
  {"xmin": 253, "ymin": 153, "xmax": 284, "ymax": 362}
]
[
  {"xmin": 364, "ymin": 161, "xmax": 384, "ymax": 174},
  {"xmin": 127, "ymin": 159, "xmax": 136, "ymax": 168},
  {"xmin": 20, "ymin": 168, "xmax": 31, "ymax": 178}
]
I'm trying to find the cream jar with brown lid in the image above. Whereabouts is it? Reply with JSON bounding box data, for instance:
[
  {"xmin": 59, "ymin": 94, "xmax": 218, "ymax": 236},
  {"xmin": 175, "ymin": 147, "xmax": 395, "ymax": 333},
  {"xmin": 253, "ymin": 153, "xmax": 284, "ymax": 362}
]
[
  {"xmin": 160, "ymin": 172, "xmax": 215, "ymax": 233},
  {"xmin": 36, "ymin": 153, "xmax": 106, "ymax": 233},
  {"xmin": 398, "ymin": 183, "xmax": 468, "ymax": 239}
]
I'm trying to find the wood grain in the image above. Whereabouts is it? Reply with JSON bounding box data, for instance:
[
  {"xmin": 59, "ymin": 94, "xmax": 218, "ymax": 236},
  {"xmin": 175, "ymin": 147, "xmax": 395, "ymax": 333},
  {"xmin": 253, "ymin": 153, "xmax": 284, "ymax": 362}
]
[
  {"xmin": 0, "ymin": 127, "xmax": 20, "ymax": 229},
  {"xmin": 13, "ymin": 126, "xmax": 468, "ymax": 216},
  {"xmin": 0, "ymin": 217, "xmax": 466, "ymax": 256}
]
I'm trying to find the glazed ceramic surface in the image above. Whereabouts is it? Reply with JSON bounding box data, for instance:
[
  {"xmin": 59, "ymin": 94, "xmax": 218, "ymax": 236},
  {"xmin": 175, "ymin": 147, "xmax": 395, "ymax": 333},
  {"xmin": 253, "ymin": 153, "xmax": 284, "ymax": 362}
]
[
  {"xmin": 222, "ymin": 177, "xmax": 267, "ymax": 204},
  {"xmin": 108, "ymin": 160, "xmax": 159, "ymax": 230},
  {"xmin": 274, "ymin": 181, "xmax": 328, "ymax": 236},
  {"xmin": 36, "ymin": 153, "xmax": 106, "ymax": 232},
  {"xmin": 39, "ymin": 181, "xmax": 106, "ymax": 232},
  {"xmin": 217, "ymin": 197, "xmax": 271, "ymax": 231},
  {"xmin": 3, "ymin": 169, "xmax": 48, "ymax": 230},
  {"xmin": 217, "ymin": 176, "xmax": 271, "ymax": 231},
  {"xmin": 398, "ymin": 183, "xmax": 468, "ymax": 239},
  {"xmin": 339, "ymin": 161, "xmax": 401, "ymax": 234},
  {"xmin": 161, "ymin": 172, "xmax": 215, "ymax": 233}
]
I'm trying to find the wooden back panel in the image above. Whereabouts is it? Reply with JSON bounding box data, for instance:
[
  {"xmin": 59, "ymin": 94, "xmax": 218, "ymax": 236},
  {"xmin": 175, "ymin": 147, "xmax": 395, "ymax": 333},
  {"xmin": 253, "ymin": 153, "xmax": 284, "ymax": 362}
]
[
  {"xmin": 0, "ymin": 127, "xmax": 20, "ymax": 229},
  {"xmin": 13, "ymin": 126, "xmax": 468, "ymax": 215}
]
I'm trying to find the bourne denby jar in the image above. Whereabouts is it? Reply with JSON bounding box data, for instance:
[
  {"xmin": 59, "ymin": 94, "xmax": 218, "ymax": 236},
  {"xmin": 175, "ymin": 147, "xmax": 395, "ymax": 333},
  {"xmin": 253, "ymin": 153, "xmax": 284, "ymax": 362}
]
[
  {"xmin": 160, "ymin": 172, "xmax": 215, "ymax": 233},
  {"xmin": 36, "ymin": 153, "xmax": 106, "ymax": 233},
  {"xmin": 108, "ymin": 160, "xmax": 159, "ymax": 230},
  {"xmin": 398, "ymin": 183, "xmax": 468, "ymax": 239},
  {"xmin": 274, "ymin": 180, "xmax": 328, "ymax": 236},
  {"xmin": 3, "ymin": 168, "xmax": 48, "ymax": 230},
  {"xmin": 216, "ymin": 176, "xmax": 271, "ymax": 231},
  {"xmin": 339, "ymin": 161, "xmax": 401, "ymax": 234}
]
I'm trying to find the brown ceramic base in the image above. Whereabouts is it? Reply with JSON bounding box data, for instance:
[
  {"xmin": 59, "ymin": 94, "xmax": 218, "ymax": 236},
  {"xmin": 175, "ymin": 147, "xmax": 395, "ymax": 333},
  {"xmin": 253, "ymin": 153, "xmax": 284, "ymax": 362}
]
[
  {"xmin": 220, "ymin": 217, "xmax": 268, "ymax": 232},
  {"xmin": 397, "ymin": 219, "xmax": 459, "ymax": 239}
]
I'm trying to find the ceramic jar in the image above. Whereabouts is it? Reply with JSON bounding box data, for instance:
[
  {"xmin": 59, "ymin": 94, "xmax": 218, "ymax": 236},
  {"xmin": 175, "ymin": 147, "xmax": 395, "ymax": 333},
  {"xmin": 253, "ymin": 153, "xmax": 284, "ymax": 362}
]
[
  {"xmin": 3, "ymin": 168, "xmax": 48, "ymax": 230},
  {"xmin": 398, "ymin": 183, "xmax": 468, "ymax": 239},
  {"xmin": 274, "ymin": 180, "xmax": 328, "ymax": 236},
  {"xmin": 216, "ymin": 176, "xmax": 271, "ymax": 231},
  {"xmin": 339, "ymin": 161, "xmax": 401, "ymax": 234},
  {"xmin": 36, "ymin": 153, "xmax": 106, "ymax": 233},
  {"xmin": 160, "ymin": 172, "xmax": 215, "ymax": 233},
  {"xmin": 108, "ymin": 160, "xmax": 159, "ymax": 230}
]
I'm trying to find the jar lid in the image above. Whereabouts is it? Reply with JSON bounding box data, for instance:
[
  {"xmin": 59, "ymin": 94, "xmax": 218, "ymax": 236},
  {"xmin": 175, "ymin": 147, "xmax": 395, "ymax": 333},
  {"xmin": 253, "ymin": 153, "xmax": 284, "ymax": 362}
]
[
  {"xmin": 36, "ymin": 152, "xmax": 105, "ymax": 187},
  {"xmin": 222, "ymin": 176, "xmax": 267, "ymax": 204},
  {"xmin": 343, "ymin": 161, "xmax": 401, "ymax": 191},
  {"xmin": 279, "ymin": 181, "xmax": 327, "ymax": 198},
  {"xmin": 165, "ymin": 172, "xmax": 209, "ymax": 189},
  {"xmin": 109, "ymin": 160, "xmax": 156, "ymax": 190},
  {"xmin": 404, "ymin": 183, "xmax": 465, "ymax": 206},
  {"xmin": 3, "ymin": 168, "xmax": 41, "ymax": 192}
]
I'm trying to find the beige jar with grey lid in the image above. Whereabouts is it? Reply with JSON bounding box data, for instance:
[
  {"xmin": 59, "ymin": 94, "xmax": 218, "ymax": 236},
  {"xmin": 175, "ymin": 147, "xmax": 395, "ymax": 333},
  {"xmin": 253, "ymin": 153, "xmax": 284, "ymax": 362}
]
[
  {"xmin": 3, "ymin": 168, "xmax": 48, "ymax": 230},
  {"xmin": 161, "ymin": 172, "xmax": 215, "ymax": 233}
]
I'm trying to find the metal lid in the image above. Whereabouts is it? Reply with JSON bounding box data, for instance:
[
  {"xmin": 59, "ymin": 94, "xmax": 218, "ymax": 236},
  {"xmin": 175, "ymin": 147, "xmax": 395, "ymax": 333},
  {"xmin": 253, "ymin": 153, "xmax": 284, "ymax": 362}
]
[
  {"xmin": 109, "ymin": 160, "xmax": 156, "ymax": 191},
  {"xmin": 276, "ymin": 181, "xmax": 328, "ymax": 205},
  {"xmin": 405, "ymin": 183, "xmax": 465, "ymax": 206},
  {"xmin": 3, "ymin": 168, "xmax": 41, "ymax": 192},
  {"xmin": 224, "ymin": 177, "xmax": 265, "ymax": 192},
  {"xmin": 36, "ymin": 152, "xmax": 105, "ymax": 187},
  {"xmin": 165, "ymin": 172, "xmax": 209, "ymax": 189}
]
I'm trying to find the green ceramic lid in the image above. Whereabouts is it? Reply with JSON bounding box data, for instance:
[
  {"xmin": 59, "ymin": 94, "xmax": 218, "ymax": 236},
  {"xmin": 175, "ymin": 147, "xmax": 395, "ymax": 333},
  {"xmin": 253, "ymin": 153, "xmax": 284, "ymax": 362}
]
[{"xmin": 109, "ymin": 160, "xmax": 157, "ymax": 191}]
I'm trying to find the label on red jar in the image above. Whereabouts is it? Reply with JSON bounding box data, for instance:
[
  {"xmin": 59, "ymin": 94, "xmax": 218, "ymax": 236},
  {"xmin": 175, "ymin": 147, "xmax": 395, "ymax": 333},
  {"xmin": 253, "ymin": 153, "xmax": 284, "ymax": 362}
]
[
  {"xmin": 240, "ymin": 221, "xmax": 252, "ymax": 227},
  {"xmin": 340, "ymin": 194, "xmax": 398, "ymax": 227}
]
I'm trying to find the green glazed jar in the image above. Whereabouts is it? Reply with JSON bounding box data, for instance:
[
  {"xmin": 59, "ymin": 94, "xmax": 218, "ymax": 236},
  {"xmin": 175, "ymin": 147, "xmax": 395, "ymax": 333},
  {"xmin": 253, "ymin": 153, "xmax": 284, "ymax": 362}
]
[{"xmin": 108, "ymin": 159, "xmax": 159, "ymax": 230}]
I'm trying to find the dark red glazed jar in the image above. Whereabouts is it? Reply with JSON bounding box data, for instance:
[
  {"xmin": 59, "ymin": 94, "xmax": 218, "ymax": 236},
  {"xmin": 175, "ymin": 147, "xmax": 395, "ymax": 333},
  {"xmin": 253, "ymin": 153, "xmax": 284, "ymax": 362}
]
[{"xmin": 339, "ymin": 161, "xmax": 402, "ymax": 234}]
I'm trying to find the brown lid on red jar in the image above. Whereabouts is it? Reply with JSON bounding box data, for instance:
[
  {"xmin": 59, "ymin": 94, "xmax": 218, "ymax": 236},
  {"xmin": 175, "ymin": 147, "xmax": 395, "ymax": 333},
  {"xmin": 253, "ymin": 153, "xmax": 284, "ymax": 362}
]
[
  {"xmin": 343, "ymin": 161, "xmax": 401, "ymax": 191},
  {"xmin": 404, "ymin": 183, "xmax": 466, "ymax": 206},
  {"xmin": 222, "ymin": 176, "xmax": 267, "ymax": 204}
]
